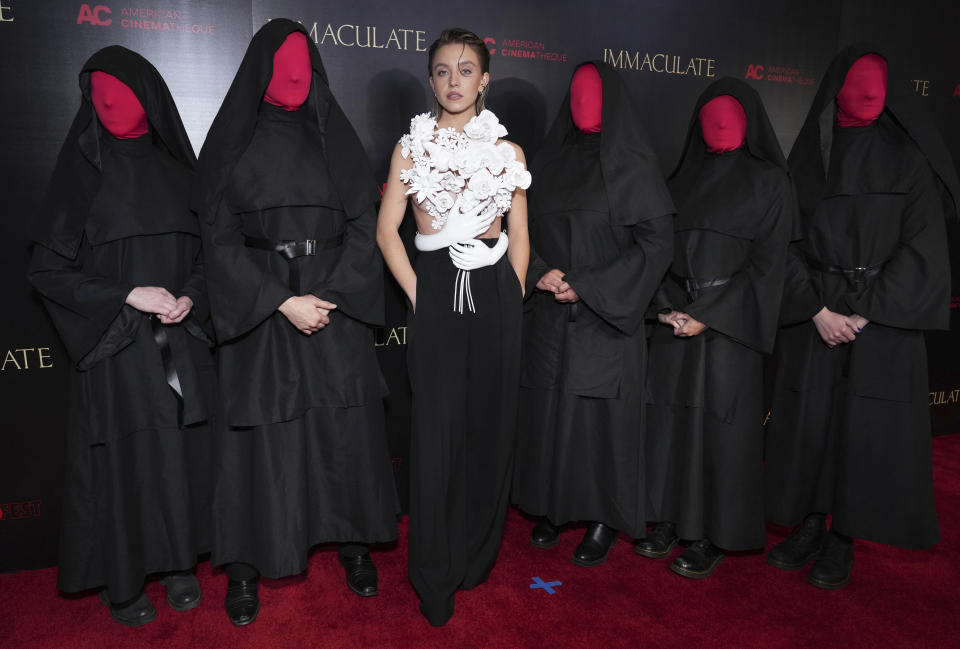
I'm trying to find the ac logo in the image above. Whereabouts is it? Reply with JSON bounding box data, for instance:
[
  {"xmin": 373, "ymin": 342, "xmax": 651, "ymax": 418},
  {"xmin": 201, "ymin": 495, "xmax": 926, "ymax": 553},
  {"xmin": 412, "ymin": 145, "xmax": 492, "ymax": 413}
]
[
  {"xmin": 77, "ymin": 4, "xmax": 111, "ymax": 26},
  {"xmin": 953, "ymin": 84, "xmax": 960, "ymax": 98},
  {"xmin": 745, "ymin": 64, "xmax": 764, "ymax": 80},
  {"xmin": 484, "ymin": 37, "xmax": 496, "ymax": 56}
]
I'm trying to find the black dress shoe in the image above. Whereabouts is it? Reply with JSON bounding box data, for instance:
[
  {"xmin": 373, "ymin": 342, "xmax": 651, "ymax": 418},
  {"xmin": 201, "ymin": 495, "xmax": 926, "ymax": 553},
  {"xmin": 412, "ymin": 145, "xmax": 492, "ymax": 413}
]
[
  {"xmin": 99, "ymin": 590, "xmax": 157, "ymax": 627},
  {"xmin": 162, "ymin": 571, "xmax": 202, "ymax": 611},
  {"xmin": 339, "ymin": 553, "xmax": 378, "ymax": 597},
  {"xmin": 635, "ymin": 521, "xmax": 679, "ymax": 559},
  {"xmin": 670, "ymin": 539, "xmax": 724, "ymax": 579},
  {"xmin": 572, "ymin": 522, "xmax": 618, "ymax": 567},
  {"xmin": 531, "ymin": 518, "xmax": 561, "ymax": 549},
  {"xmin": 807, "ymin": 531, "xmax": 854, "ymax": 590},
  {"xmin": 767, "ymin": 513, "xmax": 826, "ymax": 570},
  {"xmin": 225, "ymin": 578, "xmax": 260, "ymax": 627}
]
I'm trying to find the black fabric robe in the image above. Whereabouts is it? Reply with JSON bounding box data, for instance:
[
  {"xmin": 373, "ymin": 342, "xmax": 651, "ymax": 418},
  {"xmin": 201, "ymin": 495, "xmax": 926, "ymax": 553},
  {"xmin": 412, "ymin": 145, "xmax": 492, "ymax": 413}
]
[
  {"xmin": 195, "ymin": 19, "xmax": 397, "ymax": 578},
  {"xmin": 645, "ymin": 78, "xmax": 793, "ymax": 550},
  {"xmin": 27, "ymin": 46, "xmax": 214, "ymax": 603},
  {"xmin": 765, "ymin": 45, "xmax": 960, "ymax": 549},
  {"xmin": 512, "ymin": 61, "xmax": 674, "ymax": 538}
]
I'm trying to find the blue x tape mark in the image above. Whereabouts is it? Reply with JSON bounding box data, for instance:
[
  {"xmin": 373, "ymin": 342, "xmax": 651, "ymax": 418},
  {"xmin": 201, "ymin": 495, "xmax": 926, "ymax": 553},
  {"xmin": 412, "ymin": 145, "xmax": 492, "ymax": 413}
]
[{"xmin": 530, "ymin": 576, "xmax": 562, "ymax": 594}]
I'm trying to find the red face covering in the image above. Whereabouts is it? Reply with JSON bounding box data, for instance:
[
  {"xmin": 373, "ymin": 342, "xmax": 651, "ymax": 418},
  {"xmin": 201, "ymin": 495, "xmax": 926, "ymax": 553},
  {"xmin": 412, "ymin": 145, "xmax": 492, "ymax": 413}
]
[
  {"xmin": 264, "ymin": 32, "xmax": 311, "ymax": 110},
  {"xmin": 570, "ymin": 64, "xmax": 602, "ymax": 133},
  {"xmin": 90, "ymin": 70, "xmax": 148, "ymax": 139},
  {"xmin": 698, "ymin": 95, "xmax": 747, "ymax": 153},
  {"xmin": 835, "ymin": 54, "xmax": 887, "ymax": 127}
]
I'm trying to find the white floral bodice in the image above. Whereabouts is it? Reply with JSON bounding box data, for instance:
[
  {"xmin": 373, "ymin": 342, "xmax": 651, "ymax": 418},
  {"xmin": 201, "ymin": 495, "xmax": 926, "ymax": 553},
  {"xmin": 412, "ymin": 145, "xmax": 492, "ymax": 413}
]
[{"xmin": 399, "ymin": 110, "xmax": 532, "ymax": 231}]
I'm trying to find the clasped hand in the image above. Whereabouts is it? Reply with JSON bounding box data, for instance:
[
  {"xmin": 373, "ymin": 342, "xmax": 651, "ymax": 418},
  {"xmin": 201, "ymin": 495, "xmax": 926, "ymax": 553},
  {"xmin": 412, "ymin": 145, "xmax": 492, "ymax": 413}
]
[
  {"xmin": 537, "ymin": 269, "xmax": 579, "ymax": 303},
  {"xmin": 125, "ymin": 286, "xmax": 193, "ymax": 324},
  {"xmin": 279, "ymin": 295, "xmax": 338, "ymax": 335},
  {"xmin": 658, "ymin": 309, "xmax": 707, "ymax": 337},
  {"xmin": 812, "ymin": 307, "xmax": 869, "ymax": 348}
]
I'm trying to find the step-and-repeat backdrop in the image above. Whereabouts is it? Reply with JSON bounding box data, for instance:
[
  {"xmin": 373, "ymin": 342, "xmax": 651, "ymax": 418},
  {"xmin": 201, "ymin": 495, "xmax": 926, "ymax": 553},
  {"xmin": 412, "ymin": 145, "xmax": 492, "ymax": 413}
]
[{"xmin": 2, "ymin": 0, "xmax": 958, "ymax": 571}]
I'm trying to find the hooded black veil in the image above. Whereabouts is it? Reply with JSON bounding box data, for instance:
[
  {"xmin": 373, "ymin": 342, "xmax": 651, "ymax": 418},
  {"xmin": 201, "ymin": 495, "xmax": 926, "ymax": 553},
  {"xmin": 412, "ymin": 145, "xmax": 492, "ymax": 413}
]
[
  {"xmin": 512, "ymin": 61, "xmax": 674, "ymax": 539},
  {"xmin": 644, "ymin": 77, "xmax": 793, "ymax": 551},
  {"xmin": 27, "ymin": 46, "xmax": 214, "ymax": 603}
]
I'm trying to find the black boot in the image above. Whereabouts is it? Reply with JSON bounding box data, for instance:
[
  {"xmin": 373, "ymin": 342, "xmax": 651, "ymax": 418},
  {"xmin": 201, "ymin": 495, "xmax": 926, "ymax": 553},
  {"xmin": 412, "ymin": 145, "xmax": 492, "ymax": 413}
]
[
  {"xmin": 224, "ymin": 563, "xmax": 260, "ymax": 627},
  {"xmin": 634, "ymin": 521, "xmax": 679, "ymax": 559},
  {"xmin": 99, "ymin": 590, "xmax": 157, "ymax": 627},
  {"xmin": 807, "ymin": 530, "xmax": 854, "ymax": 590},
  {"xmin": 767, "ymin": 513, "xmax": 827, "ymax": 570},
  {"xmin": 572, "ymin": 522, "xmax": 618, "ymax": 567},
  {"xmin": 338, "ymin": 546, "xmax": 379, "ymax": 598},
  {"xmin": 670, "ymin": 539, "xmax": 724, "ymax": 579},
  {"xmin": 162, "ymin": 571, "xmax": 202, "ymax": 611},
  {"xmin": 531, "ymin": 518, "xmax": 561, "ymax": 549}
]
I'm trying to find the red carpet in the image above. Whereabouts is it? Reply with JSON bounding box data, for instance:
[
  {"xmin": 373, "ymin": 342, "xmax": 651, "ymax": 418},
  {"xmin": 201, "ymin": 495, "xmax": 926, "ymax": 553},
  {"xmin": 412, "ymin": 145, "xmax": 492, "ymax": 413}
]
[{"xmin": 3, "ymin": 434, "xmax": 959, "ymax": 649}]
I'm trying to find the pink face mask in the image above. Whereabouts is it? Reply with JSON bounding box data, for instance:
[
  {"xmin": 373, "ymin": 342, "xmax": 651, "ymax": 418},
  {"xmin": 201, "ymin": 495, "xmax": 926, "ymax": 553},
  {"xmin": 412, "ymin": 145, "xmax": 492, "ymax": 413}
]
[
  {"xmin": 90, "ymin": 70, "xmax": 148, "ymax": 139},
  {"xmin": 698, "ymin": 95, "xmax": 747, "ymax": 153},
  {"xmin": 264, "ymin": 32, "xmax": 311, "ymax": 110},
  {"xmin": 570, "ymin": 64, "xmax": 602, "ymax": 133},
  {"xmin": 836, "ymin": 54, "xmax": 887, "ymax": 127}
]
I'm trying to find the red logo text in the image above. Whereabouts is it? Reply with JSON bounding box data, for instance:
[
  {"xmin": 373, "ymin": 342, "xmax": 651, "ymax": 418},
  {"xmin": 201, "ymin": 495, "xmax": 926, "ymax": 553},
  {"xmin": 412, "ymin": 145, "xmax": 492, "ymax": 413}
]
[{"xmin": 77, "ymin": 4, "xmax": 111, "ymax": 26}]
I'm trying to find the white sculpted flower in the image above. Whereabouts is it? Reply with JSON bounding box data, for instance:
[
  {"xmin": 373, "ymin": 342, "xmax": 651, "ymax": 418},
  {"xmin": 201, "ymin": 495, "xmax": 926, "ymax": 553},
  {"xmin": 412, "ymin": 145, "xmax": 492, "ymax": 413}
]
[
  {"xmin": 464, "ymin": 109, "xmax": 508, "ymax": 144},
  {"xmin": 440, "ymin": 172, "xmax": 465, "ymax": 192},
  {"xmin": 404, "ymin": 165, "xmax": 444, "ymax": 203},
  {"xmin": 432, "ymin": 191, "xmax": 455, "ymax": 213},
  {"xmin": 423, "ymin": 140, "xmax": 452, "ymax": 172},
  {"xmin": 409, "ymin": 113, "xmax": 436, "ymax": 143},
  {"xmin": 452, "ymin": 145, "xmax": 485, "ymax": 178},
  {"xmin": 496, "ymin": 142, "xmax": 517, "ymax": 164},
  {"xmin": 493, "ymin": 190, "xmax": 513, "ymax": 211},
  {"xmin": 468, "ymin": 168, "xmax": 498, "ymax": 200},
  {"xmin": 502, "ymin": 162, "xmax": 532, "ymax": 190}
]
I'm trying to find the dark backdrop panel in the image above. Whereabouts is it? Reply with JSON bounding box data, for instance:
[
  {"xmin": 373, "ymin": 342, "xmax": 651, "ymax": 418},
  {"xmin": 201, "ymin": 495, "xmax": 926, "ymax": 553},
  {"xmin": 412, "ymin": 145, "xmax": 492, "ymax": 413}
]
[{"xmin": 2, "ymin": 0, "xmax": 959, "ymax": 571}]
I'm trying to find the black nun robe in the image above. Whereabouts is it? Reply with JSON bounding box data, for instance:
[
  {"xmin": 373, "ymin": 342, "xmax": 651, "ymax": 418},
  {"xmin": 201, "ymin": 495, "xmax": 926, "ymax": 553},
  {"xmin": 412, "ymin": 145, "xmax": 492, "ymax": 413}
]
[
  {"xmin": 765, "ymin": 45, "xmax": 960, "ymax": 549},
  {"xmin": 28, "ymin": 46, "xmax": 215, "ymax": 603},
  {"xmin": 645, "ymin": 78, "xmax": 793, "ymax": 551},
  {"xmin": 512, "ymin": 61, "xmax": 675, "ymax": 539},
  {"xmin": 195, "ymin": 19, "xmax": 398, "ymax": 578}
]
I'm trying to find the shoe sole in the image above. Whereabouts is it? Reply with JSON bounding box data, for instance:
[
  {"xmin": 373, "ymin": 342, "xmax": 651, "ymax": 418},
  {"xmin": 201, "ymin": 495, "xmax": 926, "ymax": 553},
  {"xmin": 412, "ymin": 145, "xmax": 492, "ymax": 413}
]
[
  {"xmin": 669, "ymin": 553, "xmax": 724, "ymax": 579},
  {"xmin": 571, "ymin": 537, "xmax": 617, "ymax": 567},
  {"xmin": 766, "ymin": 550, "xmax": 820, "ymax": 571},
  {"xmin": 227, "ymin": 602, "xmax": 260, "ymax": 627},
  {"xmin": 167, "ymin": 591, "xmax": 202, "ymax": 612},
  {"xmin": 807, "ymin": 573, "xmax": 851, "ymax": 590},
  {"xmin": 99, "ymin": 591, "xmax": 157, "ymax": 627},
  {"xmin": 634, "ymin": 537, "xmax": 678, "ymax": 559},
  {"xmin": 531, "ymin": 536, "xmax": 561, "ymax": 550},
  {"xmin": 346, "ymin": 583, "xmax": 379, "ymax": 598}
]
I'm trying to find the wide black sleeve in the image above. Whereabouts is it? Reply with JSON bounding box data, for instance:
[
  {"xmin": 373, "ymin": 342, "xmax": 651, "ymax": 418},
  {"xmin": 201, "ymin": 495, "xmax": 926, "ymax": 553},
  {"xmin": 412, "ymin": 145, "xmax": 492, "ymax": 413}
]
[
  {"xmin": 307, "ymin": 203, "xmax": 384, "ymax": 327},
  {"xmin": 199, "ymin": 196, "xmax": 294, "ymax": 342},
  {"xmin": 563, "ymin": 214, "xmax": 674, "ymax": 336},
  {"xmin": 684, "ymin": 177, "xmax": 793, "ymax": 354},
  {"xmin": 845, "ymin": 160, "xmax": 950, "ymax": 330},
  {"xmin": 27, "ymin": 241, "xmax": 133, "ymax": 364}
]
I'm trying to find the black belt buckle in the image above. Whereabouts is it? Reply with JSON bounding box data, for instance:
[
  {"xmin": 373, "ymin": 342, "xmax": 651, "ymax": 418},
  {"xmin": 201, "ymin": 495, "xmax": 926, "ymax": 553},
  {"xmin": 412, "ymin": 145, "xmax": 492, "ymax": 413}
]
[{"xmin": 304, "ymin": 239, "xmax": 317, "ymax": 256}]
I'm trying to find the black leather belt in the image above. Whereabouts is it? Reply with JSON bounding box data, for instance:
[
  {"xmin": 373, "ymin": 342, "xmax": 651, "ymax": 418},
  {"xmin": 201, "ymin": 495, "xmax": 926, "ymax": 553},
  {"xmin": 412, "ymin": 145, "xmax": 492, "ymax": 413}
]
[
  {"xmin": 150, "ymin": 316, "xmax": 184, "ymax": 427},
  {"xmin": 669, "ymin": 271, "xmax": 731, "ymax": 301},
  {"xmin": 244, "ymin": 233, "xmax": 343, "ymax": 292},
  {"xmin": 808, "ymin": 257, "xmax": 884, "ymax": 287}
]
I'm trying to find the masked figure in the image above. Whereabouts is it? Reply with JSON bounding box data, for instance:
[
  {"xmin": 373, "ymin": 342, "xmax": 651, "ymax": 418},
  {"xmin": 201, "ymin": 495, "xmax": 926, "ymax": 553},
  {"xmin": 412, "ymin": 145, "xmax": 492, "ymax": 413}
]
[
  {"xmin": 765, "ymin": 45, "xmax": 960, "ymax": 589},
  {"xmin": 639, "ymin": 78, "xmax": 793, "ymax": 578},
  {"xmin": 29, "ymin": 46, "xmax": 214, "ymax": 626},
  {"xmin": 512, "ymin": 61, "xmax": 674, "ymax": 565},
  {"xmin": 195, "ymin": 19, "xmax": 398, "ymax": 625}
]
